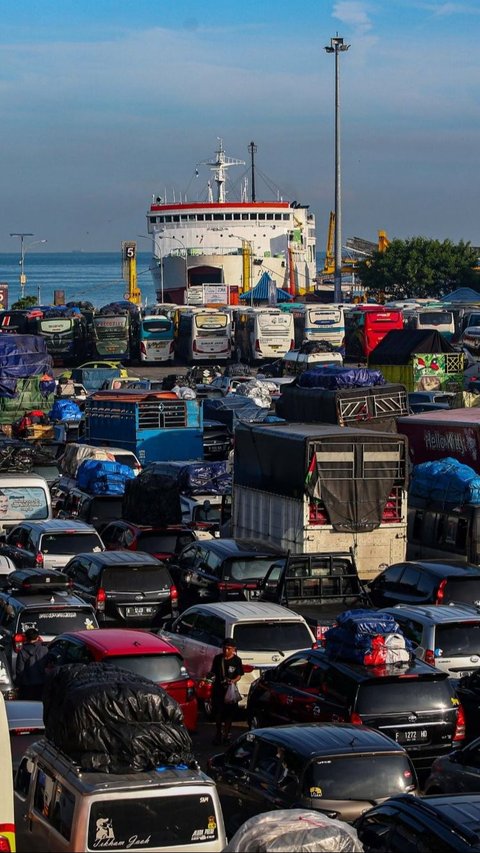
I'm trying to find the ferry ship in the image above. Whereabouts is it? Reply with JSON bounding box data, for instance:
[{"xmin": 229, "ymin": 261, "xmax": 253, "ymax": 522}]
[{"xmin": 146, "ymin": 140, "xmax": 316, "ymax": 305}]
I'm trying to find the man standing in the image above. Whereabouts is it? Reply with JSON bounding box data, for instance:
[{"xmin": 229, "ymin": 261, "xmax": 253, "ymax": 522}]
[
  {"xmin": 15, "ymin": 628, "xmax": 49, "ymax": 700},
  {"xmin": 210, "ymin": 638, "xmax": 244, "ymax": 745}
]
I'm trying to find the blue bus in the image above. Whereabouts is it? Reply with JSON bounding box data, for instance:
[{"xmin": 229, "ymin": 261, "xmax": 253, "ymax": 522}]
[{"xmin": 140, "ymin": 314, "xmax": 175, "ymax": 363}]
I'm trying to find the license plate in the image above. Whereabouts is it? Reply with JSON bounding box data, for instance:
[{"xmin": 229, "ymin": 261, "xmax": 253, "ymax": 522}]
[
  {"xmin": 395, "ymin": 729, "xmax": 429, "ymax": 744},
  {"xmin": 125, "ymin": 606, "xmax": 156, "ymax": 617}
]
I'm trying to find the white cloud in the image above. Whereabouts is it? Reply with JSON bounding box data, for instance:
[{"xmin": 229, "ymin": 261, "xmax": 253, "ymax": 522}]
[{"xmin": 332, "ymin": 1, "xmax": 374, "ymax": 31}]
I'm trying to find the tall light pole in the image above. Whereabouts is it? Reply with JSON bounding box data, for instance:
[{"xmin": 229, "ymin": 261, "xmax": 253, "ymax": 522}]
[
  {"xmin": 10, "ymin": 232, "xmax": 33, "ymax": 299},
  {"xmin": 325, "ymin": 34, "xmax": 350, "ymax": 303}
]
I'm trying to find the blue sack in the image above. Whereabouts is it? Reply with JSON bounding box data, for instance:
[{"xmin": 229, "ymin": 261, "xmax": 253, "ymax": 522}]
[
  {"xmin": 410, "ymin": 457, "xmax": 480, "ymax": 507},
  {"xmin": 77, "ymin": 459, "xmax": 135, "ymax": 495},
  {"xmin": 50, "ymin": 399, "xmax": 83, "ymax": 422}
]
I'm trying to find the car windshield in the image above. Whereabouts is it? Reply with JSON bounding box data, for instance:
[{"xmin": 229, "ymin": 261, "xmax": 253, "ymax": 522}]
[
  {"xmin": 103, "ymin": 565, "xmax": 171, "ymax": 592},
  {"xmin": 356, "ymin": 679, "xmax": 451, "ymax": 714},
  {"xmin": 137, "ymin": 532, "xmax": 195, "ymax": 554},
  {"xmin": 18, "ymin": 609, "xmax": 97, "ymax": 635},
  {"xmin": 104, "ymin": 653, "xmax": 184, "ymax": 683},
  {"xmin": 444, "ymin": 578, "xmax": 480, "ymax": 605},
  {"xmin": 303, "ymin": 754, "xmax": 415, "ymax": 800},
  {"xmin": 227, "ymin": 558, "xmax": 278, "ymax": 582},
  {"xmin": 112, "ymin": 454, "xmax": 138, "ymax": 470},
  {"xmin": 88, "ymin": 497, "xmax": 123, "ymax": 523},
  {"xmin": 88, "ymin": 794, "xmax": 218, "ymax": 848},
  {"xmin": 193, "ymin": 505, "xmax": 221, "ymax": 523},
  {"xmin": 40, "ymin": 533, "xmax": 103, "ymax": 554},
  {"xmin": 232, "ymin": 621, "xmax": 312, "ymax": 652},
  {"xmin": 436, "ymin": 623, "xmax": 480, "ymax": 656}
]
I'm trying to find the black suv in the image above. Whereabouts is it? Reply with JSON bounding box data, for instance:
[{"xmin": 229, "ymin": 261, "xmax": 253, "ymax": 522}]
[
  {"xmin": 368, "ymin": 560, "xmax": 480, "ymax": 608},
  {"xmin": 0, "ymin": 568, "xmax": 99, "ymax": 669},
  {"xmin": 355, "ymin": 793, "xmax": 480, "ymax": 852},
  {"xmin": 62, "ymin": 551, "xmax": 178, "ymax": 628},
  {"xmin": 208, "ymin": 723, "xmax": 417, "ymax": 836},
  {"xmin": 168, "ymin": 539, "xmax": 281, "ymax": 609},
  {"xmin": 246, "ymin": 649, "xmax": 464, "ymax": 771}
]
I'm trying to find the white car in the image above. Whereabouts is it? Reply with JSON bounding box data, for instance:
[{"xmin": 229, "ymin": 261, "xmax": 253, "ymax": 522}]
[{"xmin": 159, "ymin": 601, "xmax": 315, "ymax": 709}]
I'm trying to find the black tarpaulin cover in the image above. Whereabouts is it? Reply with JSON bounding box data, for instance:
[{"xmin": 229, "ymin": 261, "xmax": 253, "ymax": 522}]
[
  {"xmin": 122, "ymin": 468, "xmax": 182, "ymax": 525},
  {"xmin": 234, "ymin": 422, "xmax": 407, "ymax": 532},
  {"xmin": 368, "ymin": 329, "xmax": 455, "ymax": 365},
  {"xmin": 275, "ymin": 383, "xmax": 407, "ymax": 429},
  {"xmin": 43, "ymin": 663, "xmax": 194, "ymax": 773}
]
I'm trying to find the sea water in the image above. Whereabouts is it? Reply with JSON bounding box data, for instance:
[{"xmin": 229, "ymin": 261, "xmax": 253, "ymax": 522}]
[{"xmin": 0, "ymin": 251, "xmax": 327, "ymax": 310}]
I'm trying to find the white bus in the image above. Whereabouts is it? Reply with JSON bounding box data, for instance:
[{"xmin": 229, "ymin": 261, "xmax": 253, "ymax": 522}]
[
  {"xmin": 176, "ymin": 308, "xmax": 232, "ymax": 362},
  {"xmin": 406, "ymin": 308, "xmax": 455, "ymax": 341},
  {"xmin": 234, "ymin": 308, "xmax": 294, "ymax": 363},
  {"xmin": 283, "ymin": 304, "xmax": 345, "ymax": 349}
]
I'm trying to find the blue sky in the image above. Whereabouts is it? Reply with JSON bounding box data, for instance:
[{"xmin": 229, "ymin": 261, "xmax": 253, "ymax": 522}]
[{"xmin": 0, "ymin": 0, "xmax": 479, "ymax": 254}]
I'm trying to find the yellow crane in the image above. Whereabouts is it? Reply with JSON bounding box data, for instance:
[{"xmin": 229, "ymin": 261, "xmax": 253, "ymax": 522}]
[{"xmin": 322, "ymin": 212, "xmax": 390, "ymax": 275}]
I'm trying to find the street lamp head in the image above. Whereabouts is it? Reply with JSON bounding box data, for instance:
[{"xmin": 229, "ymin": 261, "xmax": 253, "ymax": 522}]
[{"xmin": 325, "ymin": 36, "xmax": 350, "ymax": 53}]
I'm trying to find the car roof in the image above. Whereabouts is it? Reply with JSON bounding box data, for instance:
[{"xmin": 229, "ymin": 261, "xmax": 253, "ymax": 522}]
[
  {"xmin": 377, "ymin": 793, "xmax": 480, "ymax": 844},
  {"xmin": 5, "ymin": 700, "xmax": 44, "ymax": 729},
  {"xmin": 386, "ymin": 604, "xmax": 480, "ymax": 623},
  {"xmin": 183, "ymin": 601, "xmax": 309, "ymax": 622},
  {"xmin": 105, "ymin": 521, "xmax": 192, "ymax": 534},
  {"xmin": 16, "ymin": 520, "xmax": 98, "ymax": 533},
  {"xmin": 388, "ymin": 560, "xmax": 480, "ymax": 577},
  {"xmin": 310, "ymin": 649, "xmax": 446, "ymax": 681},
  {"xmin": 55, "ymin": 629, "xmax": 181, "ymax": 656},
  {"xmin": 185, "ymin": 538, "xmax": 280, "ymax": 558},
  {"xmin": 0, "ymin": 590, "xmax": 94, "ymax": 608},
  {"xmin": 252, "ymin": 723, "xmax": 407, "ymax": 759},
  {"xmin": 72, "ymin": 550, "xmax": 161, "ymax": 566}
]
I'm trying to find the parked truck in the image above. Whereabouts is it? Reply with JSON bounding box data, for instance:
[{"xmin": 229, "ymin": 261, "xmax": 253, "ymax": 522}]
[
  {"xmin": 258, "ymin": 549, "xmax": 371, "ymax": 640},
  {"xmin": 232, "ymin": 422, "xmax": 408, "ymax": 581},
  {"xmin": 85, "ymin": 389, "xmax": 203, "ymax": 465},
  {"xmin": 398, "ymin": 408, "xmax": 480, "ymax": 471}
]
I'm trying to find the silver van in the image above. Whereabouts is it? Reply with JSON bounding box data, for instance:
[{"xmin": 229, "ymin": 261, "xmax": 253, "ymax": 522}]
[
  {"xmin": 0, "ymin": 474, "xmax": 52, "ymax": 536},
  {"xmin": 15, "ymin": 739, "xmax": 226, "ymax": 852}
]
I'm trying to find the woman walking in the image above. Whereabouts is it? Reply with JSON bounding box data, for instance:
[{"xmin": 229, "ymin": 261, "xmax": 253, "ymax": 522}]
[{"xmin": 210, "ymin": 638, "xmax": 244, "ymax": 745}]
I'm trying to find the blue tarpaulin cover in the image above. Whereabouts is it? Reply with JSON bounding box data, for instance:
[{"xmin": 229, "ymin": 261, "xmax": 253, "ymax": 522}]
[
  {"xmin": 77, "ymin": 459, "xmax": 135, "ymax": 495},
  {"xmin": 324, "ymin": 610, "xmax": 412, "ymax": 664},
  {"xmin": 297, "ymin": 366, "xmax": 386, "ymax": 390},
  {"xmin": 146, "ymin": 460, "xmax": 232, "ymax": 495},
  {"xmin": 49, "ymin": 399, "xmax": 83, "ymax": 421},
  {"xmin": 0, "ymin": 335, "xmax": 54, "ymax": 397},
  {"xmin": 410, "ymin": 457, "xmax": 480, "ymax": 506}
]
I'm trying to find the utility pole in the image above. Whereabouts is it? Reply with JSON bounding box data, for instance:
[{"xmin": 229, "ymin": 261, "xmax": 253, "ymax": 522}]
[
  {"xmin": 10, "ymin": 232, "xmax": 33, "ymax": 299},
  {"xmin": 248, "ymin": 141, "xmax": 257, "ymax": 203},
  {"xmin": 325, "ymin": 35, "xmax": 350, "ymax": 303}
]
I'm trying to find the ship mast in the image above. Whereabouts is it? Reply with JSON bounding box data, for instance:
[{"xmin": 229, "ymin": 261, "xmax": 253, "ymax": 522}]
[{"xmin": 198, "ymin": 139, "xmax": 245, "ymax": 203}]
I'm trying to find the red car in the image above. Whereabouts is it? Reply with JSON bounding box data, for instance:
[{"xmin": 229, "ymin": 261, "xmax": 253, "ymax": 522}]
[
  {"xmin": 47, "ymin": 628, "xmax": 198, "ymax": 731},
  {"xmin": 101, "ymin": 521, "xmax": 197, "ymax": 560}
]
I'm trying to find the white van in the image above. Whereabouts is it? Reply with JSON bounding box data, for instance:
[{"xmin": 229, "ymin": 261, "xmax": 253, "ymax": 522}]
[
  {"xmin": 160, "ymin": 601, "xmax": 316, "ymax": 709},
  {"xmin": 0, "ymin": 474, "xmax": 52, "ymax": 536},
  {"xmin": 0, "ymin": 692, "xmax": 15, "ymax": 852},
  {"xmin": 15, "ymin": 739, "xmax": 226, "ymax": 852}
]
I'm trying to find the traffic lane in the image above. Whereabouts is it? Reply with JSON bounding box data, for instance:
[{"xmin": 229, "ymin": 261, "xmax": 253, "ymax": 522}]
[{"xmin": 192, "ymin": 711, "xmax": 248, "ymax": 772}]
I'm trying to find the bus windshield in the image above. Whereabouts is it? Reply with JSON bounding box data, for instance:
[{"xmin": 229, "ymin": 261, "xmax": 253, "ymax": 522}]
[
  {"xmin": 39, "ymin": 319, "xmax": 73, "ymax": 336},
  {"xmin": 308, "ymin": 308, "xmax": 342, "ymax": 326},
  {"xmin": 94, "ymin": 316, "xmax": 128, "ymax": 339},
  {"xmin": 195, "ymin": 314, "xmax": 228, "ymax": 335},
  {"xmin": 258, "ymin": 313, "xmax": 291, "ymax": 332},
  {"xmin": 141, "ymin": 318, "xmax": 173, "ymax": 336}
]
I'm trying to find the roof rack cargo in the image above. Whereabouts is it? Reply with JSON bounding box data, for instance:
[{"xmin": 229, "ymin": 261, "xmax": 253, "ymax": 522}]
[{"xmin": 2, "ymin": 568, "xmax": 72, "ymax": 594}]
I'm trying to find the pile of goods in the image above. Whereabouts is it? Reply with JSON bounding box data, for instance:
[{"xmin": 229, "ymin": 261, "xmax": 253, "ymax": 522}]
[
  {"xmin": 224, "ymin": 809, "xmax": 363, "ymax": 853},
  {"xmin": 76, "ymin": 459, "xmax": 135, "ymax": 496},
  {"xmin": 122, "ymin": 467, "xmax": 183, "ymax": 526},
  {"xmin": 410, "ymin": 457, "xmax": 480, "ymax": 507},
  {"xmin": 324, "ymin": 609, "xmax": 412, "ymax": 666},
  {"xmin": 43, "ymin": 662, "xmax": 195, "ymax": 773},
  {"xmin": 0, "ymin": 334, "xmax": 56, "ymax": 435}
]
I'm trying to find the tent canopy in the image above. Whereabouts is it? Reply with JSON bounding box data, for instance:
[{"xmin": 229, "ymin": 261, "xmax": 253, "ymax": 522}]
[
  {"xmin": 369, "ymin": 329, "xmax": 455, "ymax": 365},
  {"xmin": 239, "ymin": 271, "xmax": 291, "ymax": 302},
  {"xmin": 442, "ymin": 287, "xmax": 480, "ymax": 303}
]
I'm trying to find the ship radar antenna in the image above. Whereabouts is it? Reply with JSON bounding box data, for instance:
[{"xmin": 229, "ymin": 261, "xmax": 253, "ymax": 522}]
[{"xmin": 197, "ymin": 140, "xmax": 245, "ymax": 203}]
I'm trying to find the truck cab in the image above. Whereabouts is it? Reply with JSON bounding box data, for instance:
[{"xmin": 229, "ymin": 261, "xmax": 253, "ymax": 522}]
[{"xmin": 258, "ymin": 549, "xmax": 371, "ymax": 640}]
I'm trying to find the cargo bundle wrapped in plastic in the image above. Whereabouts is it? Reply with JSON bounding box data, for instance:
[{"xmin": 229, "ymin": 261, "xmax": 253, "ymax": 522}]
[
  {"xmin": 122, "ymin": 468, "xmax": 182, "ymax": 525},
  {"xmin": 76, "ymin": 458, "xmax": 135, "ymax": 495},
  {"xmin": 224, "ymin": 809, "xmax": 364, "ymax": 852},
  {"xmin": 324, "ymin": 609, "xmax": 412, "ymax": 666},
  {"xmin": 49, "ymin": 398, "xmax": 83, "ymax": 422},
  {"xmin": 297, "ymin": 365, "xmax": 385, "ymax": 391},
  {"xmin": 43, "ymin": 662, "xmax": 195, "ymax": 773},
  {"xmin": 146, "ymin": 460, "xmax": 232, "ymax": 496},
  {"xmin": 410, "ymin": 456, "xmax": 480, "ymax": 507},
  {"xmin": 0, "ymin": 334, "xmax": 54, "ymax": 398}
]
